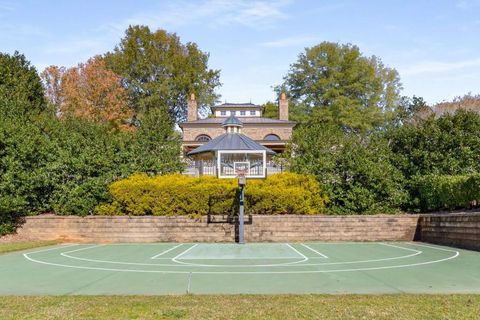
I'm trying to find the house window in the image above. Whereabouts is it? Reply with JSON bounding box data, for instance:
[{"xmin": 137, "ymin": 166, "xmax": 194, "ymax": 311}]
[
  {"xmin": 220, "ymin": 110, "xmax": 226, "ymax": 116},
  {"xmin": 240, "ymin": 110, "xmax": 246, "ymax": 116},
  {"xmin": 250, "ymin": 110, "xmax": 256, "ymax": 116},
  {"xmin": 264, "ymin": 134, "xmax": 281, "ymax": 141},
  {"xmin": 195, "ymin": 134, "xmax": 211, "ymax": 142}
]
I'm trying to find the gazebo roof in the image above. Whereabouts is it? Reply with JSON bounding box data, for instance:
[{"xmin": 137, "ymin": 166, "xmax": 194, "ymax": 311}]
[
  {"xmin": 187, "ymin": 133, "xmax": 276, "ymax": 156},
  {"xmin": 221, "ymin": 114, "xmax": 243, "ymax": 127}
]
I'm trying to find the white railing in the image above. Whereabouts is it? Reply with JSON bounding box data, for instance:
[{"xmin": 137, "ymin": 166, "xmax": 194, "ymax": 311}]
[{"xmin": 183, "ymin": 160, "xmax": 284, "ymax": 177}]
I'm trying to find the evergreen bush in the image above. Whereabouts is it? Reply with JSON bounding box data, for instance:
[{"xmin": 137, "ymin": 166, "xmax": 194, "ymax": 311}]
[{"xmin": 412, "ymin": 174, "xmax": 480, "ymax": 211}]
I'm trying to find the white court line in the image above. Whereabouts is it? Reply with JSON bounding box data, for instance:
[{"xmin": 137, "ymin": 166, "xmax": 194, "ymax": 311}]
[
  {"xmin": 151, "ymin": 244, "xmax": 183, "ymax": 259},
  {"xmin": 412, "ymin": 242, "xmax": 462, "ymax": 252},
  {"xmin": 285, "ymin": 244, "xmax": 309, "ymax": 261},
  {"xmin": 58, "ymin": 242, "xmax": 423, "ymax": 268},
  {"xmin": 60, "ymin": 245, "xmax": 105, "ymax": 260},
  {"xmin": 300, "ymin": 243, "xmax": 328, "ymax": 258},
  {"xmin": 170, "ymin": 243, "xmax": 309, "ymax": 267},
  {"xmin": 379, "ymin": 242, "xmax": 422, "ymax": 253},
  {"xmin": 61, "ymin": 251, "xmax": 303, "ymax": 267},
  {"xmin": 171, "ymin": 244, "xmax": 199, "ymax": 261},
  {"xmin": 24, "ymin": 244, "xmax": 79, "ymax": 254},
  {"xmin": 61, "ymin": 244, "xmax": 106, "ymax": 256},
  {"xmin": 169, "ymin": 255, "xmax": 308, "ymax": 267},
  {"xmin": 173, "ymin": 257, "xmax": 300, "ymax": 260},
  {"xmin": 22, "ymin": 242, "xmax": 460, "ymax": 274}
]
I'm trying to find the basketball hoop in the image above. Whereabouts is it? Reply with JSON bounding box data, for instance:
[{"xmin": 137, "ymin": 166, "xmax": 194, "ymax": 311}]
[
  {"xmin": 235, "ymin": 168, "xmax": 247, "ymax": 178},
  {"xmin": 236, "ymin": 168, "xmax": 247, "ymax": 186}
]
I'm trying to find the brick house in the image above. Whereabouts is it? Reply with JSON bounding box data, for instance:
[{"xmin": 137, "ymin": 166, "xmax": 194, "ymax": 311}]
[
  {"xmin": 179, "ymin": 93, "xmax": 295, "ymax": 154},
  {"xmin": 179, "ymin": 93, "xmax": 295, "ymax": 176}
]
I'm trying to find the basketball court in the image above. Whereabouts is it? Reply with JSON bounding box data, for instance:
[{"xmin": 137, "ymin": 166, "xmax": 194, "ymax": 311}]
[{"xmin": 1, "ymin": 241, "xmax": 480, "ymax": 294}]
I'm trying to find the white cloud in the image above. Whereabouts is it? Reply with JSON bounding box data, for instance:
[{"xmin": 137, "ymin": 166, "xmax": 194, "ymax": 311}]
[
  {"xmin": 35, "ymin": 0, "xmax": 292, "ymax": 69},
  {"xmin": 108, "ymin": 0, "xmax": 291, "ymax": 32},
  {"xmin": 261, "ymin": 35, "xmax": 320, "ymax": 48},
  {"xmin": 400, "ymin": 58, "xmax": 480, "ymax": 76}
]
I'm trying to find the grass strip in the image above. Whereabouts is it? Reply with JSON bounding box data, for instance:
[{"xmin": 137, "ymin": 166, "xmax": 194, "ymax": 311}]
[
  {"xmin": 0, "ymin": 294, "xmax": 479, "ymax": 320},
  {"xmin": 0, "ymin": 241, "xmax": 59, "ymax": 255}
]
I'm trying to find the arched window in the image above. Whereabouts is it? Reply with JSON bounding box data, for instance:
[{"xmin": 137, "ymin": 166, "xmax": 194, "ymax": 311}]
[
  {"xmin": 195, "ymin": 134, "xmax": 211, "ymax": 142},
  {"xmin": 264, "ymin": 134, "xmax": 281, "ymax": 141}
]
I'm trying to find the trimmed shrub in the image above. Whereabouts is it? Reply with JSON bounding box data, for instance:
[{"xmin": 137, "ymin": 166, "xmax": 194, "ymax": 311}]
[
  {"xmin": 95, "ymin": 173, "xmax": 327, "ymax": 216},
  {"xmin": 246, "ymin": 172, "xmax": 327, "ymax": 215},
  {"xmin": 412, "ymin": 174, "xmax": 480, "ymax": 211},
  {"xmin": 465, "ymin": 175, "xmax": 480, "ymax": 206}
]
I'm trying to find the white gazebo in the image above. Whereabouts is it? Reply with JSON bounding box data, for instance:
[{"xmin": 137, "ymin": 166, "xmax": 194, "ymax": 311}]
[{"xmin": 187, "ymin": 115, "xmax": 275, "ymax": 178}]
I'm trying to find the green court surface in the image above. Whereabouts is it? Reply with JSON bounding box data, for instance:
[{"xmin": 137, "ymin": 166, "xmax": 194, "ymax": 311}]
[{"xmin": 1, "ymin": 242, "xmax": 480, "ymax": 295}]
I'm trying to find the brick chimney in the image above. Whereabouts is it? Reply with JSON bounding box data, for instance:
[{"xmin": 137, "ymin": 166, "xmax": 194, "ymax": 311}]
[
  {"xmin": 187, "ymin": 93, "xmax": 197, "ymax": 121},
  {"xmin": 279, "ymin": 92, "xmax": 289, "ymax": 121}
]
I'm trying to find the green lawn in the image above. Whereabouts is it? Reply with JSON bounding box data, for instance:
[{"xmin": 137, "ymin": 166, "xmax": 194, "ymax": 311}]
[
  {"xmin": 0, "ymin": 242, "xmax": 479, "ymax": 319},
  {"xmin": 0, "ymin": 295, "xmax": 479, "ymax": 320},
  {"xmin": 0, "ymin": 241, "xmax": 58, "ymax": 255}
]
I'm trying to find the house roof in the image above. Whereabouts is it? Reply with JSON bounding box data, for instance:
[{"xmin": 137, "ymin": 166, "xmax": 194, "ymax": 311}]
[
  {"xmin": 187, "ymin": 133, "xmax": 276, "ymax": 156},
  {"xmin": 179, "ymin": 117, "xmax": 295, "ymax": 126},
  {"xmin": 222, "ymin": 114, "xmax": 243, "ymax": 127}
]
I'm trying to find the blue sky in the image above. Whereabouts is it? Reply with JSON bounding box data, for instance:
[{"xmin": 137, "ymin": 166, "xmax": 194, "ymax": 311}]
[{"xmin": 1, "ymin": 0, "xmax": 480, "ymax": 105}]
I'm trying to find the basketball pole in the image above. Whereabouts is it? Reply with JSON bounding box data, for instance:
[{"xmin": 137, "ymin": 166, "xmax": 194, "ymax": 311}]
[{"xmin": 238, "ymin": 176, "xmax": 246, "ymax": 244}]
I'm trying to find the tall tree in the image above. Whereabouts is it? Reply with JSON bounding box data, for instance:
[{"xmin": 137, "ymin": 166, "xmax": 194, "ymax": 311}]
[
  {"xmin": 289, "ymin": 121, "xmax": 407, "ymax": 213},
  {"xmin": 40, "ymin": 65, "xmax": 65, "ymax": 111},
  {"xmin": 41, "ymin": 57, "xmax": 133, "ymax": 128},
  {"xmin": 280, "ymin": 42, "xmax": 402, "ymax": 132},
  {"xmin": 0, "ymin": 51, "xmax": 45, "ymax": 115},
  {"xmin": 104, "ymin": 25, "xmax": 221, "ymax": 122}
]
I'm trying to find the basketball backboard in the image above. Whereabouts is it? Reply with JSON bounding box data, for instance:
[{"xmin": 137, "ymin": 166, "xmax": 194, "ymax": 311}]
[{"xmin": 217, "ymin": 150, "xmax": 266, "ymax": 179}]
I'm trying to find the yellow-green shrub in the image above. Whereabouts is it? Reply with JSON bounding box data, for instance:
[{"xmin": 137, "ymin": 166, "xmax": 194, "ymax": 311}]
[
  {"xmin": 246, "ymin": 172, "xmax": 327, "ymax": 214},
  {"xmin": 95, "ymin": 172, "xmax": 327, "ymax": 216}
]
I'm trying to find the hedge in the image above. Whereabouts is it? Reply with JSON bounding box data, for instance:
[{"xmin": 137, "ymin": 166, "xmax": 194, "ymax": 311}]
[
  {"xmin": 0, "ymin": 107, "xmax": 182, "ymax": 235},
  {"xmin": 412, "ymin": 174, "xmax": 480, "ymax": 211},
  {"xmin": 95, "ymin": 172, "xmax": 327, "ymax": 216}
]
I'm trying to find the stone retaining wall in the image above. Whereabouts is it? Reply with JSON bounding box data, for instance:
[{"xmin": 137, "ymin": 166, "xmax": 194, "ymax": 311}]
[
  {"xmin": 417, "ymin": 213, "xmax": 480, "ymax": 251},
  {"xmin": 16, "ymin": 214, "xmax": 419, "ymax": 243}
]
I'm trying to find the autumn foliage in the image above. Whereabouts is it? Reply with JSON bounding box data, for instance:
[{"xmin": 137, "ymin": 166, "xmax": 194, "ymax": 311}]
[
  {"xmin": 434, "ymin": 93, "xmax": 480, "ymax": 116},
  {"xmin": 41, "ymin": 57, "xmax": 132, "ymax": 127}
]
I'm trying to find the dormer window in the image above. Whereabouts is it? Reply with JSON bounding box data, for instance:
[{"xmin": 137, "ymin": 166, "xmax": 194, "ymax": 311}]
[
  {"xmin": 250, "ymin": 110, "xmax": 256, "ymax": 116},
  {"xmin": 240, "ymin": 111, "xmax": 246, "ymax": 116},
  {"xmin": 220, "ymin": 110, "xmax": 226, "ymax": 116}
]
